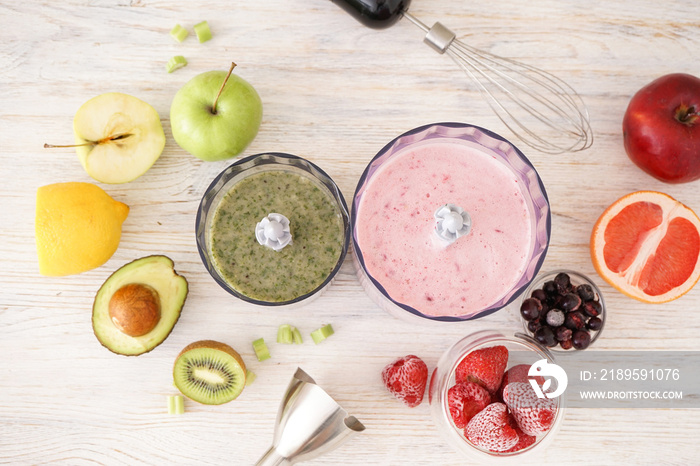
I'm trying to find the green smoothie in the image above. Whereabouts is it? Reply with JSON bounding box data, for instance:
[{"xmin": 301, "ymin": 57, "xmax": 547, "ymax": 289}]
[{"xmin": 210, "ymin": 169, "xmax": 345, "ymax": 302}]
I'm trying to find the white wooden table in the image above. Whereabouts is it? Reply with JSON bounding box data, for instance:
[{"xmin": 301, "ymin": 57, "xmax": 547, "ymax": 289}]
[{"xmin": 2, "ymin": 1, "xmax": 700, "ymax": 464}]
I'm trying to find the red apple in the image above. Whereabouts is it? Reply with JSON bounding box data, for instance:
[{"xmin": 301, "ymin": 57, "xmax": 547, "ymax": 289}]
[{"xmin": 622, "ymin": 73, "xmax": 700, "ymax": 183}]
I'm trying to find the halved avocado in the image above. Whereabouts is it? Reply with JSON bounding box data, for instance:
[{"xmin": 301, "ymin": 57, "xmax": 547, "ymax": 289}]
[{"xmin": 92, "ymin": 255, "xmax": 188, "ymax": 356}]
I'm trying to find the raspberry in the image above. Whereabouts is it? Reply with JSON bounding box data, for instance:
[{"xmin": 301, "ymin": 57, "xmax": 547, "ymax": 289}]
[
  {"xmin": 503, "ymin": 382, "xmax": 557, "ymax": 436},
  {"xmin": 465, "ymin": 402, "xmax": 519, "ymax": 452},
  {"xmin": 381, "ymin": 355, "xmax": 428, "ymax": 408},
  {"xmin": 455, "ymin": 345, "xmax": 508, "ymax": 393},
  {"xmin": 447, "ymin": 381, "xmax": 490, "ymax": 428}
]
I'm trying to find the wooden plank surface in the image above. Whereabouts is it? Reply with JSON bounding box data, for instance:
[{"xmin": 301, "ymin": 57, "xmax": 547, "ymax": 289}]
[{"xmin": 2, "ymin": 0, "xmax": 700, "ymax": 464}]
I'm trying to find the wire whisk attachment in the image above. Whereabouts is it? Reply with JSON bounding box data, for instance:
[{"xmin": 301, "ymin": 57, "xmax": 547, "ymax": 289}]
[{"xmin": 403, "ymin": 12, "xmax": 593, "ymax": 154}]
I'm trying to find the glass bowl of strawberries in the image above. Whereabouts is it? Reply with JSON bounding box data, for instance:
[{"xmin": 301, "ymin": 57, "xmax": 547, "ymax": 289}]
[{"xmin": 429, "ymin": 330, "xmax": 565, "ymax": 461}]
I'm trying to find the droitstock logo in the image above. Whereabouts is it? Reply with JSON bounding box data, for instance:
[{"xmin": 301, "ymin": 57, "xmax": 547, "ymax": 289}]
[{"xmin": 529, "ymin": 359, "xmax": 568, "ymax": 399}]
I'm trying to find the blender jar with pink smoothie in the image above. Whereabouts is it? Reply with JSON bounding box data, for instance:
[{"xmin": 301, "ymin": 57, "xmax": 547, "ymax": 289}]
[{"xmin": 351, "ymin": 123, "xmax": 550, "ymax": 322}]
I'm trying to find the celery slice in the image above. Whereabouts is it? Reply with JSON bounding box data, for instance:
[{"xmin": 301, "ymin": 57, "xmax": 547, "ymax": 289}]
[
  {"xmin": 253, "ymin": 337, "xmax": 271, "ymax": 361},
  {"xmin": 277, "ymin": 324, "xmax": 293, "ymax": 344},
  {"xmin": 167, "ymin": 395, "xmax": 184, "ymax": 415},
  {"xmin": 170, "ymin": 24, "xmax": 189, "ymax": 43},
  {"xmin": 174, "ymin": 395, "xmax": 184, "ymax": 414},
  {"xmin": 193, "ymin": 21, "xmax": 212, "ymax": 43},
  {"xmin": 245, "ymin": 370, "xmax": 257, "ymax": 386},
  {"xmin": 311, "ymin": 324, "xmax": 334, "ymax": 344},
  {"xmin": 292, "ymin": 327, "xmax": 303, "ymax": 345},
  {"xmin": 166, "ymin": 55, "xmax": 188, "ymax": 73}
]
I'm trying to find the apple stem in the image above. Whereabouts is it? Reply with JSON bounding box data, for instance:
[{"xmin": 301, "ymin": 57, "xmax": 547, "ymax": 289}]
[
  {"xmin": 676, "ymin": 104, "xmax": 698, "ymax": 126},
  {"xmin": 211, "ymin": 62, "xmax": 237, "ymax": 115},
  {"xmin": 44, "ymin": 133, "xmax": 132, "ymax": 149},
  {"xmin": 44, "ymin": 142, "xmax": 93, "ymax": 149}
]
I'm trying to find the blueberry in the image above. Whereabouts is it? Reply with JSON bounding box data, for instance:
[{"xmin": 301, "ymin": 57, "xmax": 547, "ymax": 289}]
[
  {"xmin": 572, "ymin": 330, "xmax": 591, "ymax": 350},
  {"xmin": 560, "ymin": 293, "xmax": 582, "ymax": 312},
  {"xmin": 546, "ymin": 309, "xmax": 565, "ymax": 327},
  {"xmin": 534, "ymin": 326, "xmax": 557, "ymax": 347},
  {"xmin": 576, "ymin": 284, "xmax": 596, "ymax": 302},
  {"xmin": 520, "ymin": 298, "xmax": 542, "ymax": 321},
  {"xmin": 555, "ymin": 326, "xmax": 572, "ymax": 342},
  {"xmin": 587, "ymin": 316, "xmax": 603, "ymax": 331},
  {"xmin": 582, "ymin": 300, "xmax": 602, "ymax": 318},
  {"xmin": 565, "ymin": 311, "xmax": 586, "ymax": 330}
]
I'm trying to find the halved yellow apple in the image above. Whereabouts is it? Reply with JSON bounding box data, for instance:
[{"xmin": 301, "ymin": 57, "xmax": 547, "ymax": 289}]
[{"xmin": 73, "ymin": 93, "xmax": 166, "ymax": 184}]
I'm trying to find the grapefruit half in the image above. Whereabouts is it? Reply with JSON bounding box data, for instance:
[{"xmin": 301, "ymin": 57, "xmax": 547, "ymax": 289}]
[{"xmin": 590, "ymin": 191, "xmax": 700, "ymax": 303}]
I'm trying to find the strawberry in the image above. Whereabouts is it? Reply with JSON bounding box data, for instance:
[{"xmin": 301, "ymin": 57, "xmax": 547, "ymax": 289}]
[
  {"xmin": 503, "ymin": 382, "xmax": 557, "ymax": 436},
  {"xmin": 503, "ymin": 424, "xmax": 537, "ymax": 453},
  {"xmin": 496, "ymin": 364, "xmax": 546, "ymax": 401},
  {"xmin": 447, "ymin": 381, "xmax": 491, "ymax": 428},
  {"xmin": 455, "ymin": 345, "xmax": 508, "ymax": 393},
  {"xmin": 465, "ymin": 402, "xmax": 519, "ymax": 452},
  {"xmin": 381, "ymin": 355, "xmax": 428, "ymax": 408}
]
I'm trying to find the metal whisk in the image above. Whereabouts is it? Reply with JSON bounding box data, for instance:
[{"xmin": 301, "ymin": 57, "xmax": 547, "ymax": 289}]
[
  {"xmin": 330, "ymin": 0, "xmax": 593, "ymax": 154},
  {"xmin": 402, "ymin": 12, "xmax": 593, "ymax": 154}
]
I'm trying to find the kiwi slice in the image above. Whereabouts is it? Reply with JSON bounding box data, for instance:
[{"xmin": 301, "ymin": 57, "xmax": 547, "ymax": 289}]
[{"xmin": 173, "ymin": 340, "xmax": 246, "ymax": 405}]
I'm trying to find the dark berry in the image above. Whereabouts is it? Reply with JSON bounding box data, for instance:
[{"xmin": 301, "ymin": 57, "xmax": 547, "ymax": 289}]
[
  {"xmin": 587, "ymin": 316, "xmax": 603, "ymax": 331},
  {"xmin": 531, "ymin": 288, "xmax": 547, "ymax": 302},
  {"xmin": 555, "ymin": 326, "xmax": 572, "ymax": 342},
  {"xmin": 560, "ymin": 293, "xmax": 582, "ymax": 312},
  {"xmin": 546, "ymin": 309, "xmax": 565, "ymax": 327},
  {"xmin": 553, "ymin": 294, "xmax": 565, "ymax": 310},
  {"xmin": 554, "ymin": 272, "xmax": 571, "ymax": 292},
  {"xmin": 543, "ymin": 280, "xmax": 559, "ymax": 297},
  {"xmin": 582, "ymin": 300, "xmax": 602, "ymax": 318},
  {"xmin": 572, "ymin": 330, "xmax": 591, "ymax": 350},
  {"xmin": 576, "ymin": 284, "xmax": 596, "ymax": 302},
  {"xmin": 534, "ymin": 326, "xmax": 557, "ymax": 347},
  {"xmin": 520, "ymin": 297, "xmax": 542, "ymax": 321},
  {"xmin": 528, "ymin": 320, "xmax": 542, "ymax": 333},
  {"xmin": 559, "ymin": 338, "xmax": 573, "ymax": 350},
  {"xmin": 565, "ymin": 311, "xmax": 586, "ymax": 330}
]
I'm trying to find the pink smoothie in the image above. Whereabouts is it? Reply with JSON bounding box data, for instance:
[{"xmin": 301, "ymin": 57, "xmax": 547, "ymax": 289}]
[{"xmin": 355, "ymin": 141, "xmax": 532, "ymax": 318}]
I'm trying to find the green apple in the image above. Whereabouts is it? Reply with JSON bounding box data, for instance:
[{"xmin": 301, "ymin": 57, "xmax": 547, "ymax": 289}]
[
  {"xmin": 169, "ymin": 63, "xmax": 263, "ymax": 162},
  {"xmin": 67, "ymin": 93, "xmax": 165, "ymax": 184}
]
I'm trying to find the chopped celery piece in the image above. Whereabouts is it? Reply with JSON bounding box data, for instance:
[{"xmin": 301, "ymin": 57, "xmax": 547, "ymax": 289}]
[
  {"xmin": 166, "ymin": 55, "xmax": 188, "ymax": 73},
  {"xmin": 245, "ymin": 370, "xmax": 257, "ymax": 386},
  {"xmin": 174, "ymin": 395, "xmax": 184, "ymax": 414},
  {"xmin": 277, "ymin": 324, "xmax": 293, "ymax": 344},
  {"xmin": 253, "ymin": 337, "xmax": 271, "ymax": 361},
  {"xmin": 292, "ymin": 327, "xmax": 303, "ymax": 345},
  {"xmin": 170, "ymin": 24, "xmax": 189, "ymax": 43},
  {"xmin": 193, "ymin": 21, "xmax": 212, "ymax": 43},
  {"xmin": 311, "ymin": 324, "xmax": 334, "ymax": 344},
  {"xmin": 167, "ymin": 395, "xmax": 184, "ymax": 415}
]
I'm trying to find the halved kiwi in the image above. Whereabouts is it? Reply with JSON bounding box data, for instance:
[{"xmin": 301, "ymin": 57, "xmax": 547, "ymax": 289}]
[{"xmin": 173, "ymin": 340, "xmax": 246, "ymax": 405}]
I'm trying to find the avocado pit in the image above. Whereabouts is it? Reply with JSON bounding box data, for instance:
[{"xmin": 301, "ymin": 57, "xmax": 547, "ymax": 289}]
[{"xmin": 108, "ymin": 283, "xmax": 161, "ymax": 337}]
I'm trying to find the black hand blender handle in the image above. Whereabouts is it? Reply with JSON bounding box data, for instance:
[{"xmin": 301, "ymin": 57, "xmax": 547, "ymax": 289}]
[{"xmin": 330, "ymin": 0, "xmax": 412, "ymax": 29}]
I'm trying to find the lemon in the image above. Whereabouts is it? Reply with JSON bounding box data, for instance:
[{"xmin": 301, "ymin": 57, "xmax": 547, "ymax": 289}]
[{"xmin": 35, "ymin": 182, "xmax": 129, "ymax": 276}]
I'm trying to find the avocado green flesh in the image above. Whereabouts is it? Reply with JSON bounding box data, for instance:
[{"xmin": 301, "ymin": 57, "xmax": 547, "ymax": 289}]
[{"xmin": 92, "ymin": 255, "xmax": 188, "ymax": 356}]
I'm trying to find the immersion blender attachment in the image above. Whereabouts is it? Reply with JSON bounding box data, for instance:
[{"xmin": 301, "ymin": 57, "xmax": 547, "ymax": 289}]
[
  {"xmin": 256, "ymin": 368, "xmax": 365, "ymax": 465},
  {"xmin": 330, "ymin": 0, "xmax": 593, "ymax": 154}
]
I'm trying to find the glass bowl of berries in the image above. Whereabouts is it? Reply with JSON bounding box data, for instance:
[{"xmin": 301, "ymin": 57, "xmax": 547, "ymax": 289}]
[
  {"xmin": 519, "ymin": 270, "xmax": 605, "ymax": 351},
  {"xmin": 429, "ymin": 330, "xmax": 564, "ymax": 461}
]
